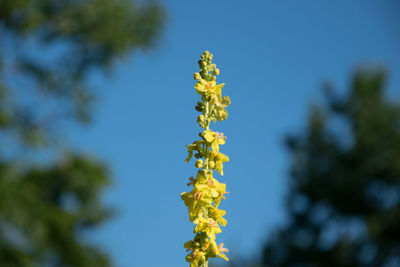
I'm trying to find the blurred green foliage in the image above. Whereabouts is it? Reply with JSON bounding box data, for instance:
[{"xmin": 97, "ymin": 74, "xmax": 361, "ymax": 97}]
[
  {"xmin": 263, "ymin": 70, "xmax": 400, "ymax": 266},
  {"xmin": 0, "ymin": 0, "xmax": 164, "ymax": 266},
  {"xmin": 0, "ymin": 155, "xmax": 112, "ymax": 266}
]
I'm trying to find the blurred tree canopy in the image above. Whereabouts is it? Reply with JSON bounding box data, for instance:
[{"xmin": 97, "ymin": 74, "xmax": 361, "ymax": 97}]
[
  {"xmin": 263, "ymin": 70, "xmax": 400, "ymax": 266},
  {"xmin": 0, "ymin": 0, "xmax": 164, "ymax": 266}
]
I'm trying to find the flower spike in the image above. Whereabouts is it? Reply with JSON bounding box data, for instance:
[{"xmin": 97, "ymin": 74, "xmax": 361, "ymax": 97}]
[{"xmin": 181, "ymin": 51, "xmax": 230, "ymax": 267}]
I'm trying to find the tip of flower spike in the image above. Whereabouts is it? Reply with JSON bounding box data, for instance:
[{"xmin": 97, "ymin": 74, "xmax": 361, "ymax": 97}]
[{"xmin": 201, "ymin": 51, "xmax": 213, "ymax": 61}]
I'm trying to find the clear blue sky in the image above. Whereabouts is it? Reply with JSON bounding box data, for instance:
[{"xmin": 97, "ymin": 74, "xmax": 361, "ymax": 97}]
[{"xmin": 68, "ymin": 1, "xmax": 400, "ymax": 266}]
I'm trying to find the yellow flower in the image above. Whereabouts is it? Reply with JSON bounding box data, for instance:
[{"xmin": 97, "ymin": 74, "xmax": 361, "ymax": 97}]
[
  {"xmin": 185, "ymin": 250, "xmax": 206, "ymax": 267},
  {"xmin": 181, "ymin": 184, "xmax": 213, "ymax": 221},
  {"xmin": 195, "ymin": 79, "xmax": 225, "ymax": 99},
  {"xmin": 206, "ymin": 174, "xmax": 227, "ymax": 207},
  {"xmin": 203, "ymin": 130, "xmax": 226, "ymax": 153},
  {"xmin": 207, "ymin": 240, "xmax": 229, "ymax": 261},
  {"xmin": 194, "ymin": 217, "xmax": 222, "ymax": 240},
  {"xmin": 209, "ymin": 151, "xmax": 229, "ymax": 175},
  {"xmin": 214, "ymin": 152, "xmax": 229, "ymax": 175},
  {"xmin": 195, "ymin": 79, "xmax": 214, "ymax": 96},
  {"xmin": 208, "ymin": 206, "xmax": 227, "ymax": 227}
]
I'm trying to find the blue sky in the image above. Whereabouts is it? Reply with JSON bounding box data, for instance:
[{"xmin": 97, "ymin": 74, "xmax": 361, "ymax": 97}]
[{"xmin": 68, "ymin": 1, "xmax": 400, "ymax": 266}]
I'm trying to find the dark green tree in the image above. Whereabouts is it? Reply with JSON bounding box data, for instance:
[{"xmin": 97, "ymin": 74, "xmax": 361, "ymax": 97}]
[
  {"xmin": 263, "ymin": 70, "xmax": 400, "ymax": 266},
  {"xmin": 0, "ymin": 0, "xmax": 164, "ymax": 266}
]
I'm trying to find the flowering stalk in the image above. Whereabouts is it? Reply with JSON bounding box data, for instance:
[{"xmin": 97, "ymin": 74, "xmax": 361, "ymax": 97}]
[{"xmin": 181, "ymin": 51, "xmax": 231, "ymax": 267}]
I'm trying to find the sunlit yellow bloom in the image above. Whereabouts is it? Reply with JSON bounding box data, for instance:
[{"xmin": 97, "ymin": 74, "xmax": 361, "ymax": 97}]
[
  {"xmin": 203, "ymin": 130, "xmax": 226, "ymax": 153},
  {"xmin": 194, "ymin": 217, "xmax": 222, "ymax": 240},
  {"xmin": 209, "ymin": 83, "xmax": 225, "ymax": 105},
  {"xmin": 208, "ymin": 151, "xmax": 229, "ymax": 175},
  {"xmin": 206, "ymin": 175, "xmax": 227, "ymax": 207},
  {"xmin": 208, "ymin": 206, "xmax": 227, "ymax": 227},
  {"xmin": 194, "ymin": 79, "xmax": 214, "ymax": 96},
  {"xmin": 194, "ymin": 79, "xmax": 212, "ymax": 95},
  {"xmin": 195, "ymin": 78, "xmax": 226, "ymax": 100},
  {"xmin": 207, "ymin": 240, "xmax": 229, "ymax": 261},
  {"xmin": 185, "ymin": 250, "xmax": 206, "ymax": 267},
  {"xmin": 181, "ymin": 185, "xmax": 213, "ymax": 221}
]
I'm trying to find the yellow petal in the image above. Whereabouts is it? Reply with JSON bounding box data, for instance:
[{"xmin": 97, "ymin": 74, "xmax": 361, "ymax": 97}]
[
  {"xmin": 215, "ymin": 83, "xmax": 225, "ymax": 90},
  {"xmin": 211, "ymin": 189, "xmax": 219, "ymax": 198},
  {"xmin": 194, "ymin": 83, "xmax": 205, "ymax": 91},
  {"xmin": 216, "ymin": 153, "xmax": 229, "ymax": 163},
  {"xmin": 214, "ymin": 196, "xmax": 222, "ymax": 208},
  {"xmin": 219, "ymin": 253, "xmax": 229, "ymax": 261},
  {"xmin": 216, "ymin": 162, "xmax": 223, "ymax": 175},
  {"xmin": 217, "ymin": 208, "xmax": 226, "ymax": 216},
  {"xmin": 203, "ymin": 131, "xmax": 214, "ymax": 142},
  {"xmin": 211, "ymin": 141, "xmax": 219, "ymax": 152},
  {"xmin": 220, "ymin": 218, "xmax": 227, "ymax": 227}
]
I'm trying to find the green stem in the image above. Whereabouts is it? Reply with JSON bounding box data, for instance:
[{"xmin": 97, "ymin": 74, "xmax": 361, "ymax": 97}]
[
  {"xmin": 199, "ymin": 92, "xmax": 211, "ymax": 267},
  {"xmin": 201, "ymin": 98, "xmax": 211, "ymax": 267},
  {"xmin": 205, "ymin": 100, "xmax": 210, "ymax": 131},
  {"xmin": 203, "ymin": 100, "xmax": 210, "ymax": 170}
]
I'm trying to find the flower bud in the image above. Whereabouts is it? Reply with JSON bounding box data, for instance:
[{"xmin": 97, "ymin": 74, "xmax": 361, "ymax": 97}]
[
  {"xmin": 195, "ymin": 159, "xmax": 203, "ymax": 168},
  {"xmin": 201, "ymin": 61, "xmax": 207, "ymax": 67},
  {"xmin": 194, "ymin": 72, "xmax": 201, "ymax": 80},
  {"xmin": 197, "ymin": 115, "xmax": 204, "ymax": 123},
  {"xmin": 208, "ymin": 160, "xmax": 215, "ymax": 169},
  {"xmin": 212, "ymin": 68, "xmax": 220, "ymax": 75}
]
